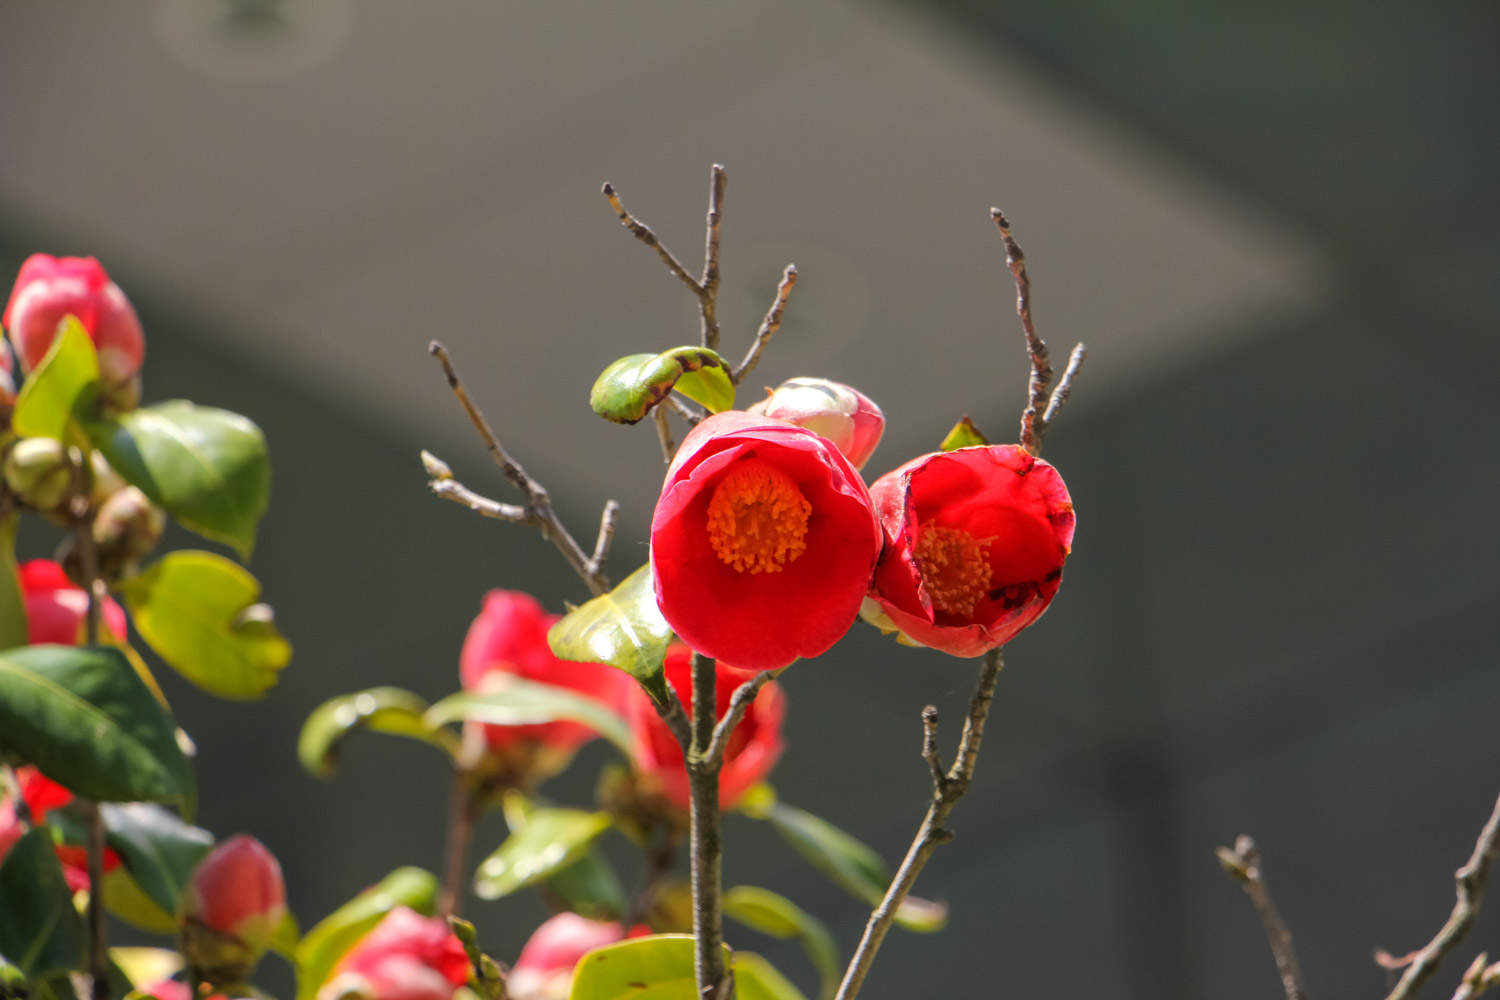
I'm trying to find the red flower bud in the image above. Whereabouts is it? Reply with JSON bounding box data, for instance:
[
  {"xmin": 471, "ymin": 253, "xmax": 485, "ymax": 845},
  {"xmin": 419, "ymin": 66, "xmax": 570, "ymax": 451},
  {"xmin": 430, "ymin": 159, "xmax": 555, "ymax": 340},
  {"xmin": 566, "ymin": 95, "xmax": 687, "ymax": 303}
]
[
  {"xmin": 508, "ymin": 914, "xmax": 650, "ymax": 1000},
  {"xmin": 747, "ymin": 377, "xmax": 885, "ymax": 471},
  {"xmin": 650, "ymin": 411, "xmax": 882, "ymax": 671},
  {"xmin": 320, "ymin": 907, "xmax": 470, "ymax": 1000},
  {"xmin": 3, "ymin": 254, "xmax": 145, "ymax": 383},
  {"xmin": 459, "ymin": 591, "xmax": 630, "ymax": 758},
  {"xmin": 180, "ymin": 835, "xmax": 286, "ymax": 973},
  {"xmin": 1, "ymin": 767, "xmax": 122, "ymax": 890},
  {"xmin": 862, "ymin": 445, "xmax": 1075, "ymax": 656},
  {"xmin": 626, "ymin": 647, "xmax": 784, "ymax": 810},
  {"xmin": 19, "ymin": 559, "xmax": 128, "ymax": 645}
]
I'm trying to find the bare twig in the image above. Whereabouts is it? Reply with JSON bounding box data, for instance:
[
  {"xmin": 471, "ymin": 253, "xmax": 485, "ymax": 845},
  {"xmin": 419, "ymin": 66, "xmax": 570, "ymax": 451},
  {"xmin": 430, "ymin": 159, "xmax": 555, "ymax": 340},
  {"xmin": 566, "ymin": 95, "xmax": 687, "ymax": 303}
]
[
  {"xmin": 427, "ymin": 341, "xmax": 611, "ymax": 597},
  {"xmin": 652, "ymin": 406, "xmax": 676, "ymax": 464},
  {"xmin": 601, "ymin": 166, "xmax": 728, "ymax": 354},
  {"xmin": 1377, "ymin": 788, "xmax": 1500, "ymax": 1000},
  {"xmin": 732, "ymin": 264, "xmax": 798, "ymax": 385},
  {"xmin": 919, "ymin": 706, "xmax": 945, "ymax": 795},
  {"xmin": 1451, "ymin": 955, "xmax": 1500, "ymax": 1000},
  {"xmin": 1217, "ymin": 836, "xmax": 1308, "ymax": 1000},
  {"xmin": 686, "ymin": 653, "xmax": 730, "ymax": 999},
  {"xmin": 589, "ymin": 499, "xmax": 620, "ymax": 575},
  {"xmin": 835, "ymin": 649, "xmax": 1005, "ymax": 1000},
  {"xmin": 990, "ymin": 209, "xmax": 1085, "ymax": 457},
  {"xmin": 664, "ymin": 393, "xmax": 707, "ymax": 427},
  {"xmin": 704, "ymin": 671, "xmax": 776, "ymax": 764},
  {"xmin": 429, "ymin": 478, "xmax": 531, "ymax": 523}
]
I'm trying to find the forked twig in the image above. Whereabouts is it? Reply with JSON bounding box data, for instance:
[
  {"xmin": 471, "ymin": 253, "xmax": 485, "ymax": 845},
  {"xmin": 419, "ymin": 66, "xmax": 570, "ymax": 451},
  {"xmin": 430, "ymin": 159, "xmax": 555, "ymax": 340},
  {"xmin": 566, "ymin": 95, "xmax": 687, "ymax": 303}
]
[
  {"xmin": 733, "ymin": 264, "xmax": 798, "ymax": 385},
  {"xmin": 1217, "ymin": 836, "xmax": 1309, "ymax": 1000},
  {"xmin": 704, "ymin": 671, "xmax": 777, "ymax": 764}
]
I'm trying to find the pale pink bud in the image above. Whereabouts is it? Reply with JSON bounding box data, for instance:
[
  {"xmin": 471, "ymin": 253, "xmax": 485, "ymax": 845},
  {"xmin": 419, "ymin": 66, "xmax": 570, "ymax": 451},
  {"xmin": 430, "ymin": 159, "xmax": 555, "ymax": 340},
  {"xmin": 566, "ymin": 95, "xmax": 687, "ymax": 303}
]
[
  {"xmin": 509, "ymin": 914, "xmax": 648, "ymax": 1000},
  {"xmin": 321, "ymin": 907, "xmax": 470, "ymax": 1000},
  {"xmin": 746, "ymin": 377, "xmax": 884, "ymax": 470},
  {"xmin": 3, "ymin": 254, "xmax": 145, "ymax": 383},
  {"xmin": 180, "ymin": 834, "xmax": 286, "ymax": 979}
]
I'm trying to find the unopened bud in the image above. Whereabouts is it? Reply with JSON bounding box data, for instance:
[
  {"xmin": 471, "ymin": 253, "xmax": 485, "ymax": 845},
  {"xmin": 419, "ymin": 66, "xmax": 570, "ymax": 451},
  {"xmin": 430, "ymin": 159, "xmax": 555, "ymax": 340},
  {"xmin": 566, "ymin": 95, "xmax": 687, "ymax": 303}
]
[
  {"xmin": 179, "ymin": 835, "xmax": 286, "ymax": 985},
  {"xmin": 89, "ymin": 451, "xmax": 127, "ymax": 507},
  {"xmin": 101, "ymin": 373, "xmax": 143, "ymax": 413},
  {"xmin": 4, "ymin": 438, "xmax": 74, "ymax": 511},
  {"xmin": 3, "ymin": 255, "xmax": 145, "ymax": 383},
  {"xmin": 747, "ymin": 377, "xmax": 885, "ymax": 470},
  {"xmin": 93, "ymin": 486, "xmax": 166, "ymax": 565}
]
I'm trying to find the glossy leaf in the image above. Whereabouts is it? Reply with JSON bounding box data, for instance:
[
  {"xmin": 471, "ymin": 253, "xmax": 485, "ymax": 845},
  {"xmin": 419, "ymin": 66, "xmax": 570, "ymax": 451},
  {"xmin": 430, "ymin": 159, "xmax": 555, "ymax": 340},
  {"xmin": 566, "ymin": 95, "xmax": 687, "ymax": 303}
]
[
  {"xmin": 85, "ymin": 400, "xmax": 271, "ymax": 559},
  {"xmin": 547, "ymin": 564, "xmax": 671, "ymax": 706},
  {"xmin": 0, "ymin": 514, "xmax": 29, "ymax": 650},
  {"xmin": 673, "ymin": 365, "xmax": 734, "ymax": 414},
  {"xmin": 762, "ymin": 803, "xmax": 947, "ymax": 933},
  {"xmin": 569, "ymin": 936, "xmax": 804, "ymax": 1000},
  {"xmin": 300, "ymin": 686, "xmax": 456, "ymax": 779},
  {"xmin": 0, "ymin": 828, "xmax": 84, "ymax": 978},
  {"xmin": 294, "ymin": 866, "xmax": 438, "ymax": 1000},
  {"xmin": 102, "ymin": 866, "xmax": 178, "ymax": 934},
  {"xmin": 109, "ymin": 947, "xmax": 183, "ymax": 990},
  {"xmin": 474, "ymin": 807, "xmax": 612, "ymax": 900},
  {"xmin": 12, "ymin": 318, "xmax": 98, "ymax": 441},
  {"xmin": 939, "ymin": 416, "xmax": 989, "ymax": 452},
  {"xmin": 0, "ymin": 644, "xmax": 193, "ymax": 806},
  {"xmin": 589, "ymin": 347, "xmax": 732, "ymax": 424},
  {"xmin": 546, "ymin": 848, "xmax": 630, "ymax": 921},
  {"xmin": 120, "ymin": 551, "xmax": 291, "ymax": 700},
  {"xmin": 100, "ymin": 802, "xmax": 214, "ymax": 919},
  {"xmin": 724, "ymin": 886, "xmax": 838, "ymax": 1000},
  {"xmin": 734, "ymin": 953, "xmax": 810, "ymax": 1000},
  {"xmin": 426, "ymin": 680, "xmax": 633, "ymax": 759}
]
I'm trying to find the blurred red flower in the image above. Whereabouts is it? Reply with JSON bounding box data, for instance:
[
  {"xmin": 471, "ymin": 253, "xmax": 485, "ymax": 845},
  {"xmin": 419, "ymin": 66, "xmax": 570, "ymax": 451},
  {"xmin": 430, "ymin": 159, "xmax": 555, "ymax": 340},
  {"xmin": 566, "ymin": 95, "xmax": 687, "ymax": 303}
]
[
  {"xmin": 509, "ymin": 913, "xmax": 650, "ymax": 1000},
  {"xmin": 3, "ymin": 254, "xmax": 145, "ymax": 382},
  {"xmin": 20, "ymin": 559, "xmax": 128, "ymax": 645},
  {"xmin": 181, "ymin": 834, "xmax": 287, "ymax": 960},
  {"xmin": 0, "ymin": 766, "xmax": 122, "ymax": 891},
  {"xmin": 322, "ymin": 907, "xmax": 470, "ymax": 1000}
]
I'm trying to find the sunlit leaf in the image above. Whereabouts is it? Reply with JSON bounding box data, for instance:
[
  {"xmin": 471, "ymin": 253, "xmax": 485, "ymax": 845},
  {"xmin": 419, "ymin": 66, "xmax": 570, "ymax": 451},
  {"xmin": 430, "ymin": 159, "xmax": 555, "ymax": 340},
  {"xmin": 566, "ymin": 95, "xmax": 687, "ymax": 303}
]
[
  {"xmin": 13, "ymin": 318, "xmax": 99, "ymax": 441},
  {"xmin": 120, "ymin": 551, "xmax": 291, "ymax": 700},
  {"xmin": 99, "ymin": 802, "xmax": 214, "ymax": 920},
  {"xmin": 569, "ymin": 937, "xmax": 806, "ymax": 1000},
  {"xmin": 724, "ymin": 886, "xmax": 838, "ymax": 1000},
  {"xmin": 0, "ymin": 644, "xmax": 193, "ymax": 806},
  {"xmin": 294, "ymin": 867, "xmax": 438, "ymax": 1000},
  {"xmin": 939, "ymin": 416, "xmax": 988, "ymax": 452},
  {"xmin": 547, "ymin": 564, "xmax": 671, "ymax": 706},
  {"xmin": 85, "ymin": 400, "xmax": 271, "ymax": 559},
  {"xmin": 300, "ymin": 686, "xmax": 456, "ymax": 780},
  {"xmin": 425, "ymin": 680, "xmax": 633, "ymax": 760},
  {"xmin": 109, "ymin": 947, "xmax": 183, "ymax": 990},
  {"xmin": 474, "ymin": 808, "xmax": 612, "ymax": 900},
  {"xmin": 0, "ymin": 828, "xmax": 85, "ymax": 978},
  {"xmin": 589, "ymin": 347, "xmax": 733, "ymax": 424}
]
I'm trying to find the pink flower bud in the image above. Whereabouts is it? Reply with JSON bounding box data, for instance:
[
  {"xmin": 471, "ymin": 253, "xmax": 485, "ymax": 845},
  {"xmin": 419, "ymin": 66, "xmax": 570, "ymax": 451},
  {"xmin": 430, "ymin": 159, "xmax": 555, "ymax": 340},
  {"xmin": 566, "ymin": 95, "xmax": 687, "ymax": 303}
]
[
  {"xmin": 509, "ymin": 914, "xmax": 649, "ymax": 1000},
  {"xmin": 3, "ymin": 254, "xmax": 145, "ymax": 383},
  {"xmin": 19, "ymin": 560, "xmax": 128, "ymax": 645},
  {"xmin": 746, "ymin": 377, "xmax": 885, "ymax": 471},
  {"xmin": 180, "ymin": 835, "xmax": 286, "ymax": 978},
  {"xmin": 320, "ymin": 907, "xmax": 470, "ymax": 1000}
]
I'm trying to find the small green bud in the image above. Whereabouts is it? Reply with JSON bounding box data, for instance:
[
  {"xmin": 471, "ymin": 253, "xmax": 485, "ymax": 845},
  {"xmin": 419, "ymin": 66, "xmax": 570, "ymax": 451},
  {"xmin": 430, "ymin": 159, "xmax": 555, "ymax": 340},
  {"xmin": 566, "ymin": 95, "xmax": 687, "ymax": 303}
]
[{"xmin": 4, "ymin": 438, "xmax": 74, "ymax": 511}]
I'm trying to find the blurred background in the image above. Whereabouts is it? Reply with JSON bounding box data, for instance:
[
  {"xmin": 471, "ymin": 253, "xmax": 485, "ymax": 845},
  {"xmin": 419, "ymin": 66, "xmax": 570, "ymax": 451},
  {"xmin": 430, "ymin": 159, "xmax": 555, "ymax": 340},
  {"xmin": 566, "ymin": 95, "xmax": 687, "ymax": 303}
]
[{"xmin": 2, "ymin": 1, "xmax": 1497, "ymax": 996}]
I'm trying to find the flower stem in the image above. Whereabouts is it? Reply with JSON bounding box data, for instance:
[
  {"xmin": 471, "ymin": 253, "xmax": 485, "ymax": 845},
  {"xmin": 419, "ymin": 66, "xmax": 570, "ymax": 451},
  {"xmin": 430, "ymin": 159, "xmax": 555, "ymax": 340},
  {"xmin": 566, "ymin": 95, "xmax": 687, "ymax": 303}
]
[
  {"xmin": 687, "ymin": 653, "xmax": 730, "ymax": 999},
  {"xmin": 438, "ymin": 767, "xmax": 479, "ymax": 920},
  {"xmin": 75, "ymin": 507, "xmax": 109, "ymax": 1000}
]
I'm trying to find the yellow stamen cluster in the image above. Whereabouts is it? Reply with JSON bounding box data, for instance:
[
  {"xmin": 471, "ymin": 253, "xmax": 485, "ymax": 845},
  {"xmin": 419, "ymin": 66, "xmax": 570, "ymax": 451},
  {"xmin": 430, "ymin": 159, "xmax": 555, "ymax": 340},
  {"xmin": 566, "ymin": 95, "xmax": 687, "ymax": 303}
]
[
  {"xmin": 914, "ymin": 524, "xmax": 993, "ymax": 617},
  {"xmin": 706, "ymin": 460, "xmax": 812, "ymax": 574}
]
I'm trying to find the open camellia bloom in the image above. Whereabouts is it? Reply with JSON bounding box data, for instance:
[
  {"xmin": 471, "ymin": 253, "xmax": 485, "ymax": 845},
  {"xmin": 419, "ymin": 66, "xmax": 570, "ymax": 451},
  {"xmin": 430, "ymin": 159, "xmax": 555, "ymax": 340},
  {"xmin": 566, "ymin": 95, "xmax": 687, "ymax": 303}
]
[
  {"xmin": 650, "ymin": 410, "xmax": 882, "ymax": 671},
  {"xmin": 509, "ymin": 913, "xmax": 650, "ymax": 1000},
  {"xmin": 3, "ymin": 254, "xmax": 145, "ymax": 382},
  {"xmin": 20, "ymin": 559, "xmax": 128, "ymax": 645},
  {"xmin": 862, "ymin": 445, "xmax": 1075, "ymax": 657},
  {"xmin": 320, "ymin": 907, "xmax": 470, "ymax": 1000},
  {"xmin": 626, "ymin": 646, "xmax": 784, "ymax": 810},
  {"xmin": 459, "ymin": 590, "xmax": 630, "ymax": 761}
]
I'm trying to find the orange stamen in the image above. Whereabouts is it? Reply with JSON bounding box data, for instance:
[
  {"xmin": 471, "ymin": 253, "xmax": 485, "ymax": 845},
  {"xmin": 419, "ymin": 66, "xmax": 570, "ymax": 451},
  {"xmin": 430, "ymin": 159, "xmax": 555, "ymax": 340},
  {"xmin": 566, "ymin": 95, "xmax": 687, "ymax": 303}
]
[
  {"xmin": 914, "ymin": 524, "xmax": 992, "ymax": 617},
  {"xmin": 706, "ymin": 460, "xmax": 812, "ymax": 574}
]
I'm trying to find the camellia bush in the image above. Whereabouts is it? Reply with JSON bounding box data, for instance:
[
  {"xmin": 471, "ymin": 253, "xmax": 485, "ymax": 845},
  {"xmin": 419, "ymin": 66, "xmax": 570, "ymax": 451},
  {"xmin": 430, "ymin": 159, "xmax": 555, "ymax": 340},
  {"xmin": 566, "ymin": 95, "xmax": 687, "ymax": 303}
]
[{"xmin": 2, "ymin": 167, "xmax": 1493, "ymax": 1000}]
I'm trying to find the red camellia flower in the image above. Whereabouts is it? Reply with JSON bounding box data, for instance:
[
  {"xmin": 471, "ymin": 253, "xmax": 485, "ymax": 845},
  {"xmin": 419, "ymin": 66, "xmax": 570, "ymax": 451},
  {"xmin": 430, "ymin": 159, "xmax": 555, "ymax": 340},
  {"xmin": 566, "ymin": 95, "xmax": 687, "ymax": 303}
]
[
  {"xmin": 625, "ymin": 646, "xmax": 784, "ymax": 810},
  {"xmin": 0, "ymin": 766, "xmax": 122, "ymax": 890},
  {"xmin": 20, "ymin": 559, "xmax": 128, "ymax": 645},
  {"xmin": 181, "ymin": 834, "xmax": 287, "ymax": 958},
  {"xmin": 862, "ymin": 445, "xmax": 1075, "ymax": 657},
  {"xmin": 3, "ymin": 254, "xmax": 146, "ymax": 382},
  {"xmin": 320, "ymin": 907, "xmax": 470, "ymax": 1000},
  {"xmin": 509, "ymin": 914, "xmax": 650, "ymax": 1000},
  {"xmin": 746, "ymin": 377, "xmax": 885, "ymax": 471},
  {"xmin": 650, "ymin": 410, "xmax": 882, "ymax": 671},
  {"xmin": 459, "ymin": 591, "xmax": 630, "ymax": 757}
]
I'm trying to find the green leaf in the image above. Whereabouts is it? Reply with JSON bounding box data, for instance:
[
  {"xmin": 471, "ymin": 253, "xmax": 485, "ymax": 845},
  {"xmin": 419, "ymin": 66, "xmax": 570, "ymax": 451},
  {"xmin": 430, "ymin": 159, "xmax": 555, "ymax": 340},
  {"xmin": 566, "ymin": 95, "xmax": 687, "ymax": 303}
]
[
  {"xmin": 84, "ymin": 400, "xmax": 271, "ymax": 559},
  {"xmin": 673, "ymin": 365, "xmax": 734, "ymax": 414},
  {"xmin": 762, "ymin": 803, "xmax": 947, "ymax": 933},
  {"xmin": 474, "ymin": 808, "xmax": 612, "ymax": 900},
  {"xmin": 101, "ymin": 866, "xmax": 178, "ymax": 934},
  {"xmin": 300, "ymin": 686, "xmax": 457, "ymax": 780},
  {"xmin": 0, "ymin": 828, "xmax": 85, "ymax": 978},
  {"xmin": 723, "ymin": 887, "xmax": 838, "ymax": 1000},
  {"xmin": 569, "ymin": 937, "xmax": 804, "ymax": 1000},
  {"xmin": 0, "ymin": 514, "xmax": 29, "ymax": 650},
  {"xmin": 108, "ymin": 948, "xmax": 183, "ymax": 990},
  {"xmin": 589, "ymin": 347, "xmax": 732, "ymax": 424},
  {"xmin": 99, "ymin": 803, "xmax": 214, "ymax": 919},
  {"xmin": 13, "ymin": 318, "xmax": 99, "ymax": 441},
  {"xmin": 546, "ymin": 848, "xmax": 629, "ymax": 921},
  {"xmin": 734, "ymin": 953, "xmax": 810, "ymax": 1000},
  {"xmin": 0, "ymin": 644, "xmax": 193, "ymax": 806},
  {"xmin": 425, "ymin": 680, "xmax": 633, "ymax": 760},
  {"xmin": 546, "ymin": 564, "xmax": 671, "ymax": 706},
  {"xmin": 119, "ymin": 551, "xmax": 291, "ymax": 700},
  {"xmin": 294, "ymin": 867, "xmax": 438, "ymax": 1000},
  {"xmin": 939, "ymin": 416, "xmax": 989, "ymax": 452}
]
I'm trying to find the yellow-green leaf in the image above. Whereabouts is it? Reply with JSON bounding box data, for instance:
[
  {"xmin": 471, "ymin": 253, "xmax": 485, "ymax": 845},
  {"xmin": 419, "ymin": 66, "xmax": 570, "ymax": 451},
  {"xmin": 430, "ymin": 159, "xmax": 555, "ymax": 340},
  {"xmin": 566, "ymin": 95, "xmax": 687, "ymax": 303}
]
[
  {"xmin": 589, "ymin": 347, "xmax": 733, "ymax": 424},
  {"xmin": 939, "ymin": 416, "xmax": 988, "ymax": 452},
  {"xmin": 547, "ymin": 564, "xmax": 671, "ymax": 706},
  {"xmin": 13, "ymin": 317, "xmax": 99, "ymax": 441},
  {"xmin": 474, "ymin": 808, "xmax": 612, "ymax": 900},
  {"xmin": 300, "ymin": 686, "xmax": 457, "ymax": 779}
]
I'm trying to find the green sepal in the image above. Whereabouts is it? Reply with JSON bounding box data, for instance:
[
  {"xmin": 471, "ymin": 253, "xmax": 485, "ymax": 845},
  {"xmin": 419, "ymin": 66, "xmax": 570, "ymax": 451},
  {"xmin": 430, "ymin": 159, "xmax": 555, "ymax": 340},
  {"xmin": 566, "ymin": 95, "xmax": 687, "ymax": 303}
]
[
  {"xmin": 589, "ymin": 347, "xmax": 733, "ymax": 424},
  {"xmin": 939, "ymin": 416, "xmax": 989, "ymax": 451},
  {"xmin": 546, "ymin": 564, "xmax": 671, "ymax": 707},
  {"xmin": 300, "ymin": 686, "xmax": 458, "ymax": 779}
]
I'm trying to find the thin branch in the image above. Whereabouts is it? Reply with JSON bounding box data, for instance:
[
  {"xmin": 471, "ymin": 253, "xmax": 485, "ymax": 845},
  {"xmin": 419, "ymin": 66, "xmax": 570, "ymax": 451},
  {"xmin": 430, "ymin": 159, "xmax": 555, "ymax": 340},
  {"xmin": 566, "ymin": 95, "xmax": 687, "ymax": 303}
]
[
  {"xmin": 652, "ymin": 406, "xmax": 676, "ymax": 464},
  {"xmin": 686, "ymin": 653, "xmax": 730, "ymax": 999},
  {"xmin": 835, "ymin": 649, "xmax": 1004, "ymax": 1000},
  {"xmin": 732, "ymin": 264, "xmax": 798, "ymax": 385},
  {"xmin": 656, "ymin": 691, "xmax": 693, "ymax": 752},
  {"xmin": 920, "ymin": 706, "xmax": 945, "ymax": 795},
  {"xmin": 601, "ymin": 182, "xmax": 701, "ymax": 295},
  {"xmin": 1377, "ymin": 788, "xmax": 1500, "ymax": 1000},
  {"xmin": 429, "ymin": 477, "xmax": 532, "ymax": 523},
  {"xmin": 704, "ymin": 671, "xmax": 776, "ymax": 764},
  {"xmin": 1042, "ymin": 342, "xmax": 1087, "ymax": 426},
  {"xmin": 589, "ymin": 499, "xmax": 620, "ymax": 574},
  {"xmin": 991, "ymin": 208, "xmax": 1051, "ymax": 456},
  {"xmin": 664, "ymin": 393, "xmax": 707, "ymax": 427},
  {"xmin": 438, "ymin": 737, "xmax": 483, "ymax": 920},
  {"xmin": 427, "ymin": 341, "xmax": 610, "ymax": 597},
  {"xmin": 700, "ymin": 164, "xmax": 726, "ymax": 351},
  {"xmin": 1217, "ymin": 835, "xmax": 1309, "ymax": 1000},
  {"xmin": 1452, "ymin": 955, "xmax": 1500, "ymax": 1000}
]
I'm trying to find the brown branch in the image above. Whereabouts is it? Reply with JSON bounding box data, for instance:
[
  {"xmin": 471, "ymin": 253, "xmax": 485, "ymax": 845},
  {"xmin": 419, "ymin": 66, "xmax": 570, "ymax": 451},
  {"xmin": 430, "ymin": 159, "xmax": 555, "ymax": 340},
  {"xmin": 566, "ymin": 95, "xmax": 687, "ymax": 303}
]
[
  {"xmin": 589, "ymin": 499, "xmax": 620, "ymax": 576},
  {"xmin": 1378, "ymin": 788, "xmax": 1500, "ymax": 1000},
  {"xmin": 1451, "ymin": 954, "xmax": 1500, "ymax": 1000},
  {"xmin": 835, "ymin": 649, "xmax": 1004, "ymax": 1000},
  {"xmin": 990, "ymin": 210, "xmax": 1086, "ymax": 457},
  {"xmin": 652, "ymin": 406, "xmax": 676, "ymax": 464},
  {"xmin": 428, "ymin": 477, "xmax": 532, "ymax": 523},
  {"xmin": 601, "ymin": 182, "xmax": 701, "ymax": 296},
  {"xmin": 704, "ymin": 670, "xmax": 776, "ymax": 764},
  {"xmin": 427, "ymin": 341, "xmax": 610, "ymax": 597},
  {"xmin": 664, "ymin": 393, "xmax": 706, "ymax": 426},
  {"xmin": 919, "ymin": 706, "xmax": 945, "ymax": 795},
  {"xmin": 732, "ymin": 264, "xmax": 798, "ymax": 385},
  {"xmin": 686, "ymin": 653, "xmax": 730, "ymax": 999},
  {"xmin": 1217, "ymin": 836, "xmax": 1309, "ymax": 1000}
]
